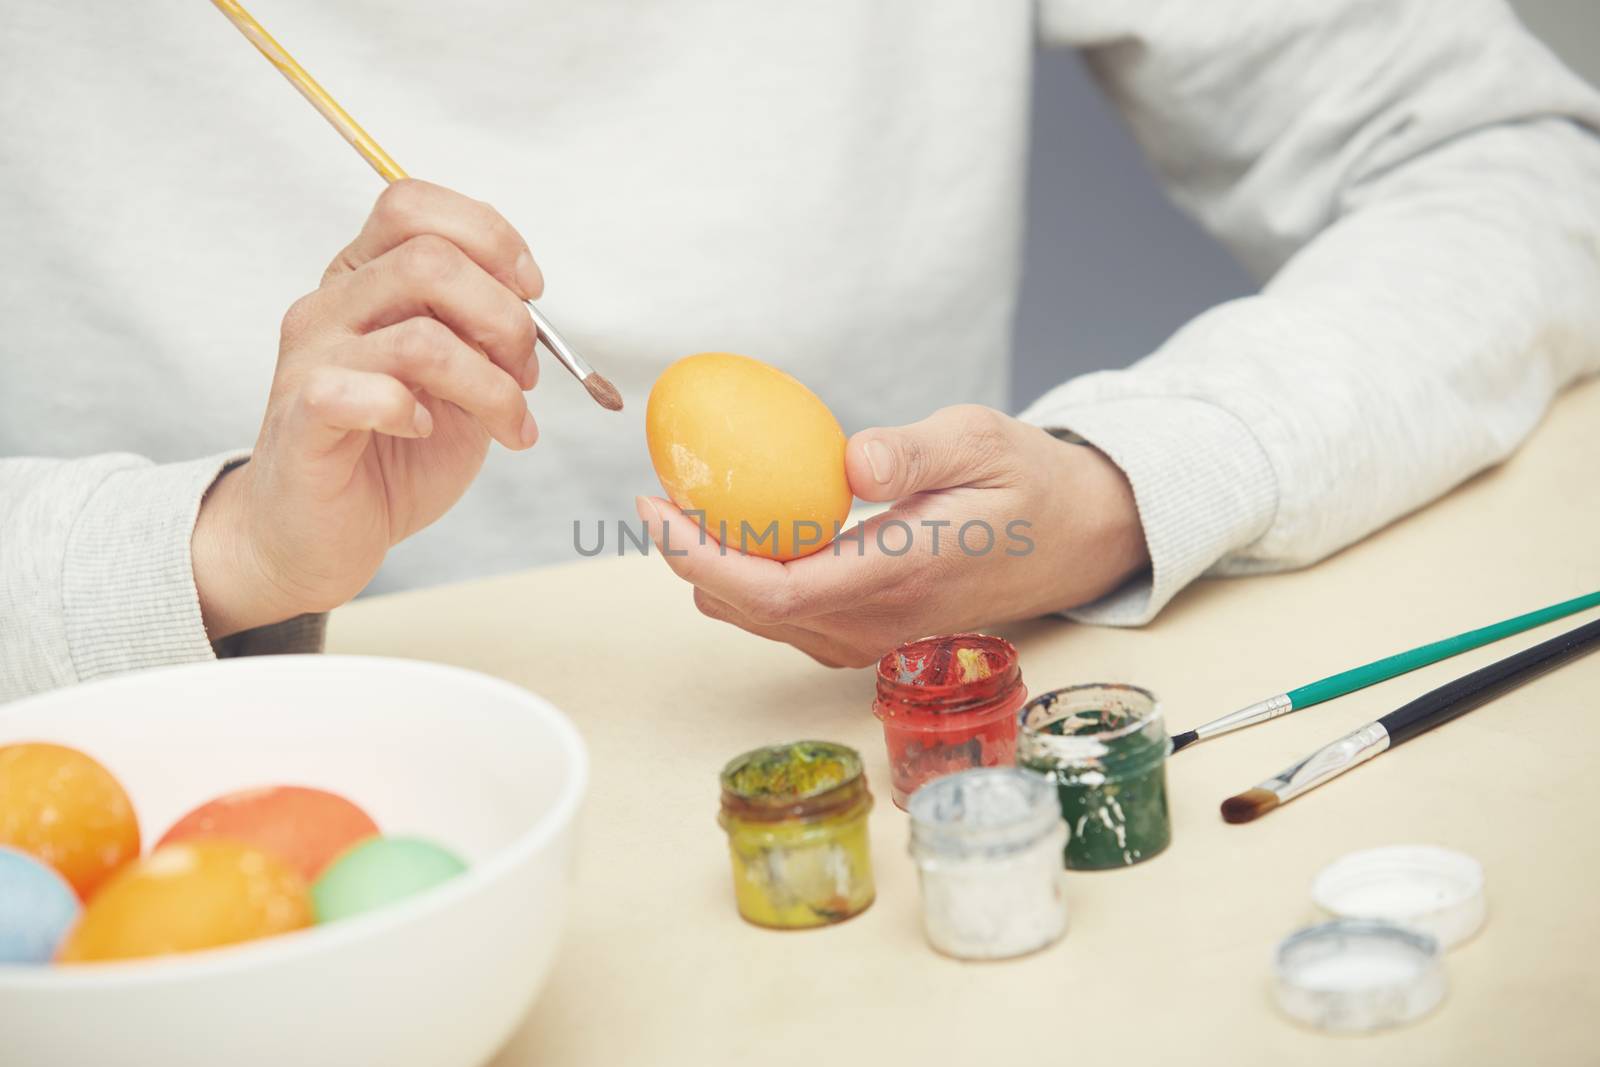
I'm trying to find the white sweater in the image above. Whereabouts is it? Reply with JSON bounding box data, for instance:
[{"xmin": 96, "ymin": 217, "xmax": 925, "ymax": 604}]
[{"xmin": 3, "ymin": 0, "xmax": 1598, "ymax": 702}]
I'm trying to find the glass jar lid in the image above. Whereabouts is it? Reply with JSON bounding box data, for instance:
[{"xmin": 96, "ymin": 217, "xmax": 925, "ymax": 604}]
[
  {"xmin": 1274, "ymin": 918, "xmax": 1446, "ymax": 1032},
  {"xmin": 1017, "ymin": 683, "xmax": 1166, "ymax": 778},
  {"xmin": 874, "ymin": 633, "xmax": 1023, "ymax": 718},
  {"xmin": 1312, "ymin": 845, "xmax": 1486, "ymax": 949},
  {"xmin": 719, "ymin": 740, "xmax": 869, "ymax": 823},
  {"xmin": 907, "ymin": 767, "xmax": 1063, "ymax": 857}
]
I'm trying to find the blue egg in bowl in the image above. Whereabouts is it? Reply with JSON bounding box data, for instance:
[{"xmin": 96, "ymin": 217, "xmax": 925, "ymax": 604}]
[
  {"xmin": 0, "ymin": 847, "xmax": 81, "ymax": 964},
  {"xmin": 0, "ymin": 656, "xmax": 588, "ymax": 1067}
]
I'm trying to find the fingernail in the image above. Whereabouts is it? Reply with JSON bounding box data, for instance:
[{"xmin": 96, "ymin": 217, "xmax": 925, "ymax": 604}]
[
  {"xmin": 520, "ymin": 353, "xmax": 538, "ymax": 390},
  {"xmin": 635, "ymin": 496, "xmax": 664, "ymax": 546},
  {"xmin": 515, "ymin": 250, "xmax": 543, "ymax": 301},
  {"xmin": 863, "ymin": 440, "xmax": 895, "ymax": 484},
  {"xmin": 519, "ymin": 410, "xmax": 538, "ymax": 447},
  {"xmin": 413, "ymin": 404, "xmax": 433, "ymax": 437}
]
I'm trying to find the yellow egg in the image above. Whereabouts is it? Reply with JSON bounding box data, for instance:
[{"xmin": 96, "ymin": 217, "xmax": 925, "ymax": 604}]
[
  {"xmin": 647, "ymin": 353, "xmax": 852, "ymax": 561},
  {"xmin": 57, "ymin": 842, "xmax": 311, "ymax": 963}
]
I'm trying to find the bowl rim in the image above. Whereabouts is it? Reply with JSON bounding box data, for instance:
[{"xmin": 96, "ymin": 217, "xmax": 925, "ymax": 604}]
[{"xmin": 0, "ymin": 654, "xmax": 588, "ymax": 989}]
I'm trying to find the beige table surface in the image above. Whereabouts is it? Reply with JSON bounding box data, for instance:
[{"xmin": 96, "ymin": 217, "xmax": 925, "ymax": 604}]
[{"xmin": 329, "ymin": 377, "xmax": 1600, "ymax": 1067}]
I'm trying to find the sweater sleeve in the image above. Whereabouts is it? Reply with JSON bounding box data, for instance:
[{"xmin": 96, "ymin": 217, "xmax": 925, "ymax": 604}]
[
  {"xmin": 1023, "ymin": 0, "xmax": 1600, "ymax": 625},
  {"xmin": 0, "ymin": 453, "xmax": 325, "ymax": 704}
]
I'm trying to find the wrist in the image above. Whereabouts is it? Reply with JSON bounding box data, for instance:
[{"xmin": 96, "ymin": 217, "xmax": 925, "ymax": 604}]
[
  {"xmin": 1055, "ymin": 439, "xmax": 1150, "ymax": 597},
  {"xmin": 191, "ymin": 463, "xmax": 297, "ymax": 640}
]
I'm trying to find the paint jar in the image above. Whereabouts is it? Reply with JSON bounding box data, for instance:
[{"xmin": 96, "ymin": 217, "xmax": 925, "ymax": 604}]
[
  {"xmin": 717, "ymin": 740, "xmax": 875, "ymax": 929},
  {"xmin": 1018, "ymin": 683, "xmax": 1171, "ymax": 870},
  {"xmin": 872, "ymin": 634, "xmax": 1027, "ymax": 809},
  {"xmin": 907, "ymin": 767, "xmax": 1068, "ymax": 960}
]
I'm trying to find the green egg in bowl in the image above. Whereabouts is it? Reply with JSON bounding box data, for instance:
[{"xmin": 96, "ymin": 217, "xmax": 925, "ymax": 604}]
[{"xmin": 0, "ymin": 655, "xmax": 587, "ymax": 1067}]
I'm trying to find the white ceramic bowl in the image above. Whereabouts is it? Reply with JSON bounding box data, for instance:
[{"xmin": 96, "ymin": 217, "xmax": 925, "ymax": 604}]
[{"xmin": 0, "ymin": 655, "xmax": 587, "ymax": 1067}]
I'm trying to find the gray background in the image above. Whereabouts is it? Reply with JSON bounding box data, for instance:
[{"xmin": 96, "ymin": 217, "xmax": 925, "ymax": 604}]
[{"xmin": 1011, "ymin": 0, "xmax": 1600, "ymax": 410}]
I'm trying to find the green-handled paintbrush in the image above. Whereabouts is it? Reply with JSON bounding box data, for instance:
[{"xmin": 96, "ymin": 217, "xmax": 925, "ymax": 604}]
[{"xmin": 1169, "ymin": 589, "xmax": 1600, "ymax": 754}]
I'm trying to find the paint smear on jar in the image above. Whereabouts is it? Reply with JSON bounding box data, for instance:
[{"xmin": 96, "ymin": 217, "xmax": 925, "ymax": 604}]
[
  {"xmin": 1018, "ymin": 684, "xmax": 1171, "ymax": 870},
  {"xmin": 873, "ymin": 634, "xmax": 1026, "ymax": 809},
  {"xmin": 717, "ymin": 741, "xmax": 875, "ymax": 929}
]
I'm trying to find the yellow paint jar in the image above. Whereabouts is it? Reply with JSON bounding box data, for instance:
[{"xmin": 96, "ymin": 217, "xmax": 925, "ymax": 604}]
[{"xmin": 717, "ymin": 741, "xmax": 875, "ymax": 929}]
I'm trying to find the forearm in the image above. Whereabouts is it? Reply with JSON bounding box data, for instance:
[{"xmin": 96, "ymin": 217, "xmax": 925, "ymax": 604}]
[
  {"xmin": 0, "ymin": 452, "xmax": 325, "ymax": 704},
  {"xmin": 1025, "ymin": 0, "xmax": 1600, "ymax": 624},
  {"xmin": 1047, "ymin": 0, "xmax": 1600, "ymax": 279},
  {"xmin": 1028, "ymin": 118, "xmax": 1600, "ymax": 577}
]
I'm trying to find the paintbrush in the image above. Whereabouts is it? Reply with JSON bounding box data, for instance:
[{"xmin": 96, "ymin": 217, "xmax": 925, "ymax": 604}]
[
  {"xmin": 1170, "ymin": 589, "xmax": 1600, "ymax": 754},
  {"xmin": 209, "ymin": 0, "xmax": 623, "ymax": 413},
  {"xmin": 1220, "ymin": 614, "xmax": 1600, "ymax": 824}
]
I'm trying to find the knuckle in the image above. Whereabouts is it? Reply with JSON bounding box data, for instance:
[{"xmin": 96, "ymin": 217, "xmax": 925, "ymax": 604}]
[
  {"xmin": 509, "ymin": 303, "xmax": 536, "ymax": 350},
  {"xmin": 397, "ymin": 233, "xmax": 461, "ymax": 283},
  {"xmin": 374, "ymin": 179, "xmax": 428, "ymax": 228},
  {"xmin": 299, "ymin": 369, "xmax": 346, "ymax": 415},
  {"xmin": 951, "ymin": 404, "xmax": 1009, "ymax": 464},
  {"xmin": 897, "ymin": 435, "xmax": 928, "ymax": 486},
  {"xmin": 379, "ymin": 386, "xmax": 414, "ymax": 422},
  {"xmin": 693, "ymin": 589, "xmax": 725, "ymax": 620},
  {"xmin": 492, "ymin": 375, "xmax": 525, "ymax": 417},
  {"xmin": 837, "ymin": 647, "xmax": 879, "ymax": 669},
  {"xmin": 393, "ymin": 317, "xmax": 450, "ymax": 369},
  {"xmin": 320, "ymin": 248, "xmax": 356, "ymax": 285},
  {"xmin": 952, "ymin": 403, "xmax": 1005, "ymax": 440},
  {"xmin": 747, "ymin": 599, "xmax": 782, "ymax": 627},
  {"xmin": 751, "ymin": 584, "xmax": 799, "ymax": 625},
  {"xmin": 478, "ymin": 201, "xmax": 520, "ymax": 251},
  {"xmin": 279, "ymin": 293, "xmax": 319, "ymax": 340},
  {"xmin": 488, "ymin": 302, "xmax": 535, "ymax": 355}
]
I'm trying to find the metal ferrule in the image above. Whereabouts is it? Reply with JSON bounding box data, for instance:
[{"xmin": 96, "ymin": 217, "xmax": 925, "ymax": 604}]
[
  {"xmin": 527, "ymin": 301, "xmax": 595, "ymax": 380},
  {"xmin": 1258, "ymin": 721, "xmax": 1391, "ymax": 804},
  {"xmin": 1195, "ymin": 693, "xmax": 1294, "ymax": 742}
]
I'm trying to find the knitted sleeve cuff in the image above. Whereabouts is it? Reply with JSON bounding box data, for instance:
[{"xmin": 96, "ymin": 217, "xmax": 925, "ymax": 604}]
[{"xmin": 1018, "ymin": 394, "xmax": 1278, "ymax": 625}]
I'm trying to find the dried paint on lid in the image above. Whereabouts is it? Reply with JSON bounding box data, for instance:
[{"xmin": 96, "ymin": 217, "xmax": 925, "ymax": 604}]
[
  {"xmin": 1274, "ymin": 918, "xmax": 1446, "ymax": 1033},
  {"xmin": 907, "ymin": 767, "xmax": 1063, "ymax": 857},
  {"xmin": 874, "ymin": 634, "xmax": 1023, "ymax": 716},
  {"xmin": 718, "ymin": 741, "xmax": 869, "ymax": 823},
  {"xmin": 1312, "ymin": 845, "xmax": 1486, "ymax": 950}
]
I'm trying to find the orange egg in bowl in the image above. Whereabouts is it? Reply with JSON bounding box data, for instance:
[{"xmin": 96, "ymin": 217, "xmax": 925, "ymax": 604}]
[{"xmin": 0, "ymin": 656, "xmax": 587, "ymax": 1067}]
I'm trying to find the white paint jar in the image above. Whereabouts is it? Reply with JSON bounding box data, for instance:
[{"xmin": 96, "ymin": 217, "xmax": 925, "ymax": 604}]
[{"xmin": 907, "ymin": 767, "xmax": 1068, "ymax": 960}]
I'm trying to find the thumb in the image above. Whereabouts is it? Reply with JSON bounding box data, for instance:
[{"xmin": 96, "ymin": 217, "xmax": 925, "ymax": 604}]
[{"xmin": 845, "ymin": 405, "xmax": 1013, "ymax": 502}]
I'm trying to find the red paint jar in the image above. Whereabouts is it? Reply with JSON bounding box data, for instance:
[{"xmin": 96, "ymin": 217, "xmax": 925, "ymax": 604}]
[{"xmin": 872, "ymin": 634, "xmax": 1026, "ymax": 809}]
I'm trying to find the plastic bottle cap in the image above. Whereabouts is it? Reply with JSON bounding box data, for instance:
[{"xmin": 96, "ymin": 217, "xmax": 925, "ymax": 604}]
[
  {"xmin": 1274, "ymin": 918, "xmax": 1446, "ymax": 1033},
  {"xmin": 1312, "ymin": 845, "xmax": 1485, "ymax": 949}
]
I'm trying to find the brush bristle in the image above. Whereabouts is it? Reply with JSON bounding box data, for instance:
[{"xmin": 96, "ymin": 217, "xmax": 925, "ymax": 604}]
[
  {"xmin": 1220, "ymin": 787, "xmax": 1279, "ymax": 824},
  {"xmin": 1168, "ymin": 730, "xmax": 1199, "ymax": 754},
  {"xmin": 583, "ymin": 373, "xmax": 623, "ymax": 411}
]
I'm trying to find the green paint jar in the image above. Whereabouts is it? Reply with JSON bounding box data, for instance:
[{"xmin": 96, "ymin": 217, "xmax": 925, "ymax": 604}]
[{"xmin": 1017, "ymin": 684, "xmax": 1171, "ymax": 870}]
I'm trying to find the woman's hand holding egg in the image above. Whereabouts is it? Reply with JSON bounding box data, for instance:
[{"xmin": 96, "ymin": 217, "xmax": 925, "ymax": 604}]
[
  {"xmin": 193, "ymin": 180, "xmax": 545, "ymax": 639},
  {"xmin": 639, "ymin": 404, "xmax": 1150, "ymax": 668}
]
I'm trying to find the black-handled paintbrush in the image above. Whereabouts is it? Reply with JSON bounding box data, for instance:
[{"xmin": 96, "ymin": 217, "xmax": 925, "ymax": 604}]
[
  {"xmin": 1221, "ymin": 615, "xmax": 1600, "ymax": 824},
  {"xmin": 1171, "ymin": 590, "xmax": 1600, "ymax": 754}
]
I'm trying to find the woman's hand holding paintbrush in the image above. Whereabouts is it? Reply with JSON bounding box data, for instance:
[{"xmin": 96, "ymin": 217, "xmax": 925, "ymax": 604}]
[
  {"xmin": 209, "ymin": 0, "xmax": 622, "ymax": 413},
  {"xmin": 193, "ymin": 183, "xmax": 544, "ymax": 638},
  {"xmin": 192, "ymin": 0, "xmax": 626, "ymax": 639}
]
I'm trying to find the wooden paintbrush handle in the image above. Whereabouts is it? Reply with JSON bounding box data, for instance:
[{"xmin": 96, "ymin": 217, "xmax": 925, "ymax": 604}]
[
  {"xmin": 210, "ymin": 0, "xmax": 409, "ymax": 182},
  {"xmin": 1378, "ymin": 616, "xmax": 1600, "ymax": 745}
]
